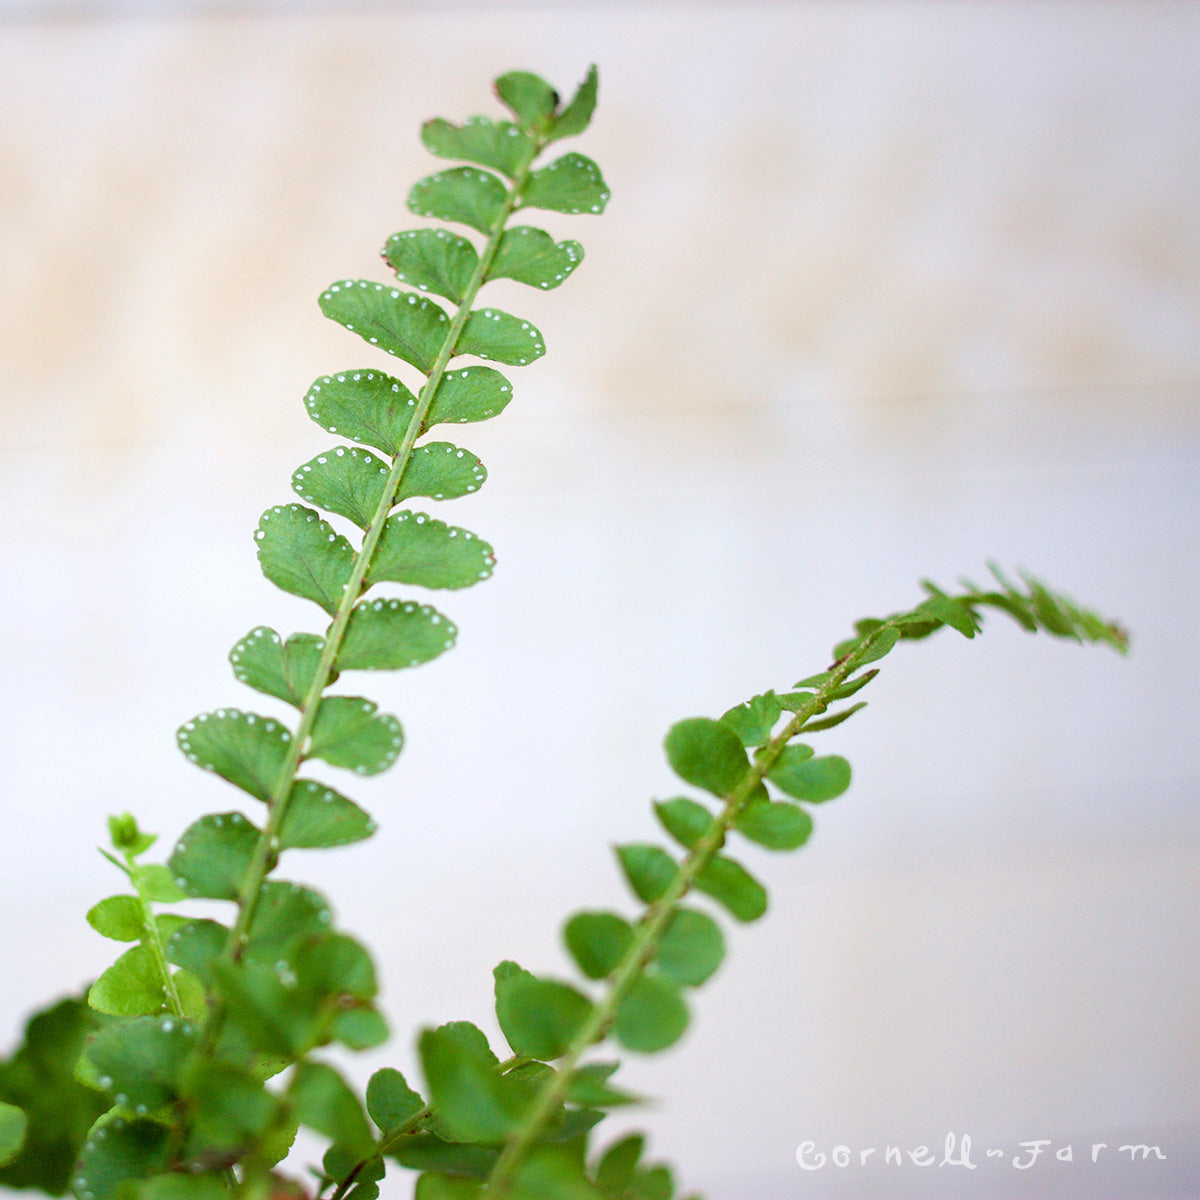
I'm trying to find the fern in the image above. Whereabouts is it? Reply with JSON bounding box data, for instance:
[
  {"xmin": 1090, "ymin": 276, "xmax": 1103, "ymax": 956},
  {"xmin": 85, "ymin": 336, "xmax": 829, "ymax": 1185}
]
[{"xmin": 0, "ymin": 67, "xmax": 1126, "ymax": 1200}]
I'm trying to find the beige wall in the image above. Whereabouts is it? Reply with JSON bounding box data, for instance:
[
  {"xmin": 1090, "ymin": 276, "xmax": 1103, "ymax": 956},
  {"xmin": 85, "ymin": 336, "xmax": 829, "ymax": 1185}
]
[{"xmin": 1, "ymin": 4, "xmax": 1196, "ymax": 1197}]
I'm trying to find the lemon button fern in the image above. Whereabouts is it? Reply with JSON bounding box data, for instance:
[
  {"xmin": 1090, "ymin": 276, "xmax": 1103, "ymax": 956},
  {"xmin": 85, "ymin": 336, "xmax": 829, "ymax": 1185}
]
[{"xmin": 0, "ymin": 67, "xmax": 1125, "ymax": 1200}]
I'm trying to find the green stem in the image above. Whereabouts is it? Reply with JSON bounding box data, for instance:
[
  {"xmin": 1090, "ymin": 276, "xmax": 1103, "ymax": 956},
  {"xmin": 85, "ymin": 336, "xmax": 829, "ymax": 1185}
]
[
  {"xmin": 328, "ymin": 1056, "xmax": 533, "ymax": 1200},
  {"xmin": 194, "ymin": 131, "xmax": 547, "ymax": 1132},
  {"xmin": 126, "ymin": 856, "xmax": 186, "ymax": 1019},
  {"xmin": 224, "ymin": 137, "xmax": 544, "ymax": 958},
  {"xmin": 482, "ymin": 627, "xmax": 895, "ymax": 1194}
]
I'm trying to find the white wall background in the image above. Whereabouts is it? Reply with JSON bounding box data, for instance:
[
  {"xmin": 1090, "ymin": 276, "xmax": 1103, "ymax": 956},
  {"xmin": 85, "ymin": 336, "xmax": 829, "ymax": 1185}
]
[{"xmin": 0, "ymin": 3, "xmax": 1196, "ymax": 1198}]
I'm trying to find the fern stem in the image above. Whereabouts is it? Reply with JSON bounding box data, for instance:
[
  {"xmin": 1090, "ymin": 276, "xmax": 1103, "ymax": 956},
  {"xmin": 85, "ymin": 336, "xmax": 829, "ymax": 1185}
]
[
  {"xmin": 125, "ymin": 856, "xmax": 186, "ymax": 1020},
  {"xmin": 328, "ymin": 1056, "xmax": 532, "ymax": 1200},
  {"xmin": 223, "ymin": 141, "xmax": 543, "ymax": 957},
  {"xmin": 193, "ymin": 136, "xmax": 547, "ymax": 1114},
  {"xmin": 483, "ymin": 627, "xmax": 896, "ymax": 1194}
]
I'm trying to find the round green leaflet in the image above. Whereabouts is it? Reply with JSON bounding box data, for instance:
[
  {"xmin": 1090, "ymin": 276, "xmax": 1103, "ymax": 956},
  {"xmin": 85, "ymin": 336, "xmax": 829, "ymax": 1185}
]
[
  {"xmin": 395, "ymin": 442, "xmax": 488, "ymax": 503},
  {"xmin": 337, "ymin": 598, "xmax": 458, "ymax": 671},
  {"xmin": 456, "ymin": 307, "xmax": 546, "ymax": 366},
  {"xmin": 307, "ymin": 696, "xmax": 404, "ymax": 776},
  {"xmin": 663, "ymin": 717, "xmax": 750, "ymax": 797},
  {"xmin": 655, "ymin": 907, "xmax": 725, "ymax": 987},
  {"xmin": 408, "ymin": 167, "xmax": 507, "ymax": 236},
  {"xmin": 424, "ymin": 365, "xmax": 513, "ymax": 427},
  {"xmin": 384, "ymin": 227, "xmax": 479, "ymax": 304},
  {"xmin": 168, "ymin": 812, "xmax": 260, "ymax": 900},
  {"xmin": 734, "ymin": 797, "xmax": 813, "ymax": 850},
  {"xmin": 519, "ymin": 152, "xmax": 610, "ymax": 215},
  {"xmin": 277, "ymin": 780, "xmax": 376, "ymax": 850},
  {"xmin": 613, "ymin": 974, "xmax": 688, "ymax": 1053},
  {"xmin": 369, "ymin": 512, "xmax": 494, "ymax": 592},
  {"xmin": 72, "ymin": 1115, "xmax": 172, "ymax": 1200},
  {"xmin": 768, "ymin": 750, "xmax": 852, "ymax": 803},
  {"xmin": 229, "ymin": 627, "xmax": 331, "ymax": 708},
  {"xmin": 83, "ymin": 1015, "xmax": 197, "ymax": 1114},
  {"xmin": 653, "ymin": 796, "xmax": 716, "ymax": 850},
  {"xmin": 176, "ymin": 709, "xmax": 292, "ymax": 803},
  {"xmin": 694, "ymin": 853, "xmax": 768, "ymax": 922},
  {"xmin": 254, "ymin": 504, "xmax": 355, "ymax": 616},
  {"xmin": 304, "ymin": 369, "xmax": 420, "ymax": 455},
  {"xmin": 486, "ymin": 226, "xmax": 584, "ymax": 290},
  {"xmin": 563, "ymin": 911, "xmax": 634, "ymax": 980},
  {"xmin": 494, "ymin": 70, "xmax": 559, "ymax": 132},
  {"xmin": 615, "ymin": 843, "xmax": 677, "ymax": 904},
  {"xmin": 420, "ymin": 114, "xmax": 535, "ymax": 180},
  {"xmin": 494, "ymin": 963, "xmax": 592, "ymax": 1061},
  {"xmin": 319, "ymin": 279, "xmax": 450, "ymax": 373},
  {"xmin": 291, "ymin": 445, "xmax": 392, "ymax": 531}
]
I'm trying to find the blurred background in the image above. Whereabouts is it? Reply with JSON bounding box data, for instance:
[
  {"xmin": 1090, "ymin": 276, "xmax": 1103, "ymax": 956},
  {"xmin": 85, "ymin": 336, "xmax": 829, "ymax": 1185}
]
[{"xmin": 0, "ymin": 2, "xmax": 1196, "ymax": 1197}]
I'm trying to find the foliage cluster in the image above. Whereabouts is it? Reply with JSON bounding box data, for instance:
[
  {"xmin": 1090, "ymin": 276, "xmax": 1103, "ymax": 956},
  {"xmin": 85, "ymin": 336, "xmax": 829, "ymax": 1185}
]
[{"xmin": 0, "ymin": 67, "xmax": 1127, "ymax": 1200}]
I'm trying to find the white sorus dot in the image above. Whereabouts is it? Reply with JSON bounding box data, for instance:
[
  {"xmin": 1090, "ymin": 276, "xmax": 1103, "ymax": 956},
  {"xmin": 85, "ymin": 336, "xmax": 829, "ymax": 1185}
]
[{"xmin": 161, "ymin": 1018, "xmax": 175, "ymax": 1032}]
